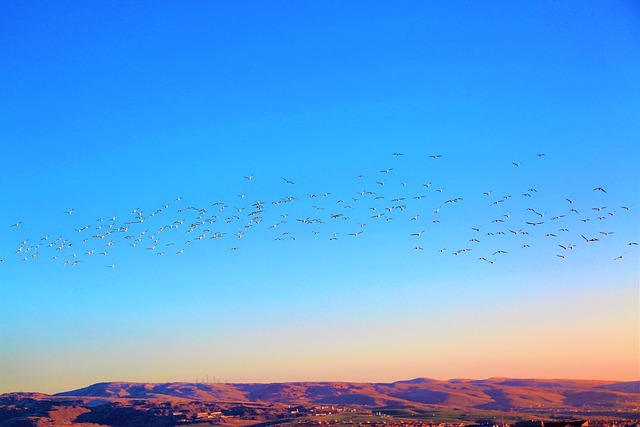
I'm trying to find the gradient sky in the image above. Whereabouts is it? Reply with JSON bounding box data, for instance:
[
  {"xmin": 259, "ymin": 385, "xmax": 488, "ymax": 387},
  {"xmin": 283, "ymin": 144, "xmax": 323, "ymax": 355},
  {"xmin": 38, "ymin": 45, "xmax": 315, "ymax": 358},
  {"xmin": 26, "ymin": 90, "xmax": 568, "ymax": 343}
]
[{"xmin": 1, "ymin": 1, "xmax": 639, "ymax": 394}]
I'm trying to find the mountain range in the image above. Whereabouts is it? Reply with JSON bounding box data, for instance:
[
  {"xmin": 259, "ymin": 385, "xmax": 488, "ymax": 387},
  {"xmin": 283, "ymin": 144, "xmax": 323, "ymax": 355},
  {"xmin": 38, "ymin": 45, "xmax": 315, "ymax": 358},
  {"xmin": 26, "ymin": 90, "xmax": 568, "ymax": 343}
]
[{"xmin": 52, "ymin": 377, "xmax": 639, "ymax": 410}]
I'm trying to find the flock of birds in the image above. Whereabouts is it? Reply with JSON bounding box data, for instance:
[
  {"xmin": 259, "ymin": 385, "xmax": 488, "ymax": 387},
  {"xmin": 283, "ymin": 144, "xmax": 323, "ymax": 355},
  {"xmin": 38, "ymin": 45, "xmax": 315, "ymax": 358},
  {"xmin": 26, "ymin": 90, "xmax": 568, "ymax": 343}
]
[{"xmin": 3, "ymin": 152, "xmax": 638, "ymax": 269}]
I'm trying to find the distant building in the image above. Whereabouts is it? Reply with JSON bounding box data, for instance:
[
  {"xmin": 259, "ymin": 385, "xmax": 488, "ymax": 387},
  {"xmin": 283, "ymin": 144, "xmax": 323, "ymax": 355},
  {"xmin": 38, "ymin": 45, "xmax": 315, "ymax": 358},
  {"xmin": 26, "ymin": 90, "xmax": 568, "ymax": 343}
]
[{"xmin": 515, "ymin": 421, "xmax": 588, "ymax": 427}]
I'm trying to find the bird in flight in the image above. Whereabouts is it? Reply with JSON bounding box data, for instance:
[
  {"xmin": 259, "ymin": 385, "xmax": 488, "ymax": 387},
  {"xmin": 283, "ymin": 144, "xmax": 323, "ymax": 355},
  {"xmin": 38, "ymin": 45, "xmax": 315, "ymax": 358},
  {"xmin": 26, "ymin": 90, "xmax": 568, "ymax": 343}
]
[{"xmin": 3, "ymin": 148, "xmax": 636, "ymax": 270}]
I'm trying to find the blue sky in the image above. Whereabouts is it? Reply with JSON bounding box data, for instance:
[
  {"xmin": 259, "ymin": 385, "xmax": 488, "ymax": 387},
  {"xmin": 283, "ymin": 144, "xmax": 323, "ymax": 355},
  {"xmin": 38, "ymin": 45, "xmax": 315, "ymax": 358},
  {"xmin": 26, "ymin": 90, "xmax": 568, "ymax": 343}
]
[{"xmin": 1, "ymin": 1, "xmax": 639, "ymax": 393}]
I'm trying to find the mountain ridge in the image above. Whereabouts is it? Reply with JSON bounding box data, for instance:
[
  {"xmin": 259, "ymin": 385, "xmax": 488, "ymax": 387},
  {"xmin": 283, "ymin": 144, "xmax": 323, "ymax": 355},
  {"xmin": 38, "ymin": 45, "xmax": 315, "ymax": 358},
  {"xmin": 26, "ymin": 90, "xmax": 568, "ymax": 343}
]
[{"xmin": 48, "ymin": 378, "xmax": 639, "ymax": 410}]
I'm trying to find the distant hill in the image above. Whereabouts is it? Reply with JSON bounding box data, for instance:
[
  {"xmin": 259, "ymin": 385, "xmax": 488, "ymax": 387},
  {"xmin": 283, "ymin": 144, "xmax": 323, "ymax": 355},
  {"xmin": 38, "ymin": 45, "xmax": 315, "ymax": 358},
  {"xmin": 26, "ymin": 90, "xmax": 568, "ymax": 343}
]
[
  {"xmin": 597, "ymin": 380, "xmax": 640, "ymax": 394},
  {"xmin": 52, "ymin": 378, "xmax": 639, "ymax": 410}
]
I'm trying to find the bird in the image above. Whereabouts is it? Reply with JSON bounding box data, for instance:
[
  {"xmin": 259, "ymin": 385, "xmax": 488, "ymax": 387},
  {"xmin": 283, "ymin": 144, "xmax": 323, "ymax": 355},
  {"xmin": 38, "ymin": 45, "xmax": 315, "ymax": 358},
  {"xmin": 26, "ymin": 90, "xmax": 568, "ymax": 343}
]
[
  {"xmin": 4, "ymin": 148, "xmax": 636, "ymax": 271},
  {"xmin": 63, "ymin": 208, "xmax": 74, "ymax": 215}
]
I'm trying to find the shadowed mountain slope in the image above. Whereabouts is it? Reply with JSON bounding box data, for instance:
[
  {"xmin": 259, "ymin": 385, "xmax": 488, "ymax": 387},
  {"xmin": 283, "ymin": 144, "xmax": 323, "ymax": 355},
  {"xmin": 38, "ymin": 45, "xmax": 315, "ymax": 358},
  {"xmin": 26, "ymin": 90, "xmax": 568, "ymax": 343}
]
[{"xmin": 53, "ymin": 378, "xmax": 638, "ymax": 410}]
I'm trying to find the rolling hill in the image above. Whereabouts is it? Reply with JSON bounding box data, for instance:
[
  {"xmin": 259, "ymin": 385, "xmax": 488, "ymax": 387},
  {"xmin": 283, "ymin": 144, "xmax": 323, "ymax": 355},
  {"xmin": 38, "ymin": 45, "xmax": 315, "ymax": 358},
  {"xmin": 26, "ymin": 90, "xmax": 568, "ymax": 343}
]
[{"xmin": 53, "ymin": 377, "xmax": 639, "ymax": 410}]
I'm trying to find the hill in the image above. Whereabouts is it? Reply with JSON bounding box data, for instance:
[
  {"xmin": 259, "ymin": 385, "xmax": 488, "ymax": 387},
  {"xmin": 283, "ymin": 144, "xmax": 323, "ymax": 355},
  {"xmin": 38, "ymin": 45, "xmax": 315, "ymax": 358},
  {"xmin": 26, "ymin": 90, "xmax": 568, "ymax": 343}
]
[
  {"xmin": 3, "ymin": 378, "xmax": 638, "ymax": 426},
  {"xmin": 53, "ymin": 378, "xmax": 638, "ymax": 410}
]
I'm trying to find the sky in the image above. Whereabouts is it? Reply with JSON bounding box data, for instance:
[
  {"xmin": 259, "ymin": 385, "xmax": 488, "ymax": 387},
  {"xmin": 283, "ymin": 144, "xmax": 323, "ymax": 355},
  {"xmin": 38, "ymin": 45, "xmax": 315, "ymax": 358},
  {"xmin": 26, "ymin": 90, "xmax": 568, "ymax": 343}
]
[{"xmin": 0, "ymin": 1, "xmax": 639, "ymax": 394}]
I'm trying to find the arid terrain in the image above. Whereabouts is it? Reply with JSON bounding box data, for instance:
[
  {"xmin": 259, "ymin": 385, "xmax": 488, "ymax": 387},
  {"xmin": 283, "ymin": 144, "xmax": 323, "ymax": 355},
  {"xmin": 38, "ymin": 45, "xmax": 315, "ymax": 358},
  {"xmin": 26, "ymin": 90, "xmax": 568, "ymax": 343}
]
[{"xmin": 1, "ymin": 378, "xmax": 638, "ymax": 426}]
